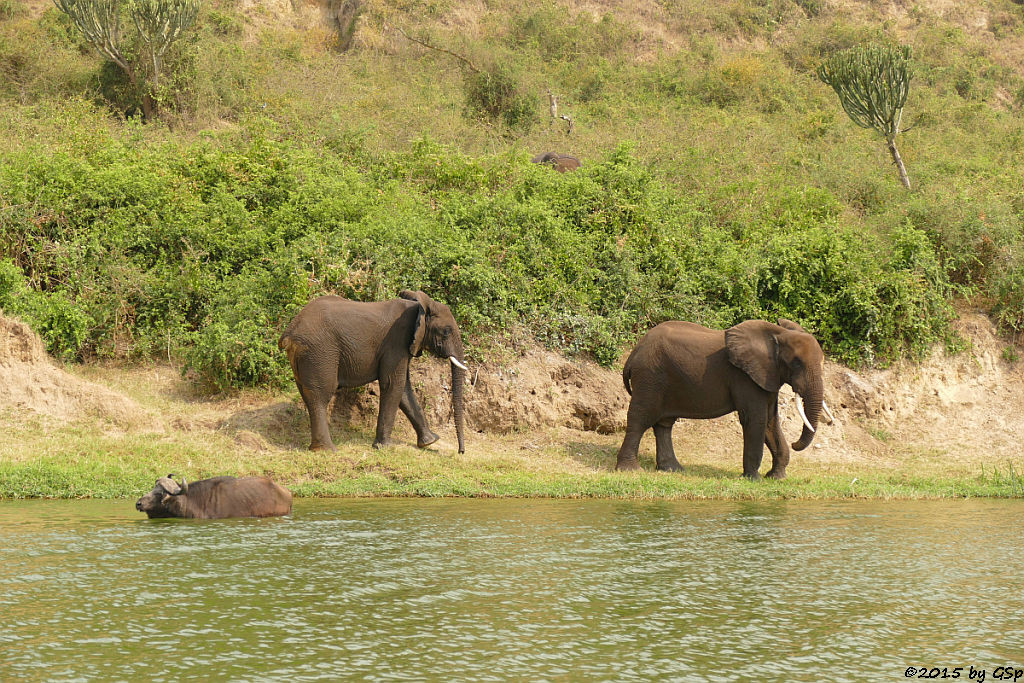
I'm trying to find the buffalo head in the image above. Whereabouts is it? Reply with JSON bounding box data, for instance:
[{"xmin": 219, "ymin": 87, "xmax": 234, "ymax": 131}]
[{"xmin": 135, "ymin": 474, "xmax": 189, "ymax": 518}]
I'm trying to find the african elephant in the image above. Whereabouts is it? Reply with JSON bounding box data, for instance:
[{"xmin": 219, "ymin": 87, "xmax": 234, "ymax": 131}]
[
  {"xmin": 279, "ymin": 290, "xmax": 467, "ymax": 453},
  {"xmin": 615, "ymin": 319, "xmax": 833, "ymax": 479},
  {"xmin": 531, "ymin": 152, "xmax": 582, "ymax": 173}
]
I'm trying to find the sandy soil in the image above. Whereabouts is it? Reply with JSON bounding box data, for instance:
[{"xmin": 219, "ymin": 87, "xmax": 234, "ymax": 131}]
[
  {"xmin": 0, "ymin": 315, "xmax": 144, "ymax": 429},
  {"xmin": 2, "ymin": 311, "xmax": 1021, "ymax": 473}
]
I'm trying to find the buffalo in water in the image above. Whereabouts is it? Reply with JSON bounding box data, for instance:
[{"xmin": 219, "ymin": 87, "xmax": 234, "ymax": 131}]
[
  {"xmin": 135, "ymin": 474, "xmax": 292, "ymax": 519},
  {"xmin": 531, "ymin": 152, "xmax": 581, "ymax": 173}
]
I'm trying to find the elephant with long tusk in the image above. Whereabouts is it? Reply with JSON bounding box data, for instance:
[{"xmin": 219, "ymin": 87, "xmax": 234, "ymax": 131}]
[
  {"xmin": 616, "ymin": 318, "xmax": 827, "ymax": 480},
  {"xmin": 279, "ymin": 290, "xmax": 468, "ymax": 453}
]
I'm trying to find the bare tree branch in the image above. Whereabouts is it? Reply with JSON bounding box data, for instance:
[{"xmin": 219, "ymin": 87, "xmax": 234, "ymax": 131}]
[{"xmin": 388, "ymin": 22, "xmax": 480, "ymax": 73}]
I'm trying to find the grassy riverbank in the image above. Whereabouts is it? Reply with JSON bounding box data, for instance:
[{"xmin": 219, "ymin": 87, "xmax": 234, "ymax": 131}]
[
  {"xmin": 1, "ymin": 363, "xmax": 1021, "ymax": 501},
  {"xmin": 2, "ymin": 419, "xmax": 1022, "ymax": 500}
]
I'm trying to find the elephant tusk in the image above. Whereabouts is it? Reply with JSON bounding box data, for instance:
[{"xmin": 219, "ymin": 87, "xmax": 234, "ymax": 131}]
[
  {"xmin": 796, "ymin": 398, "xmax": 815, "ymax": 433},
  {"xmin": 449, "ymin": 356, "xmax": 469, "ymax": 372},
  {"xmin": 822, "ymin": 400, "xmax": 835, "ymax": 423}
]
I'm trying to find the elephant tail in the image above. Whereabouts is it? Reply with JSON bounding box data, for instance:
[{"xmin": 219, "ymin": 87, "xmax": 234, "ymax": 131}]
[
  {"xmin": 278, "ymin": 335, "xmax": 306, "ymax": 375},
  {"xmin": 622, "ymin": 365, "xmax": 633, "ymax": 396}
]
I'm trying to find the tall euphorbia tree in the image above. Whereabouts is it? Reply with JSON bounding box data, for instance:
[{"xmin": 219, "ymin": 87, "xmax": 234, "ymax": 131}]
[
  {"xmin": 53, "ymin": 0, "xmax": 200, "ymax": 120},
  {"xmin": 818, "ymin": 44, "xmax": 913, "ymax": 189}
]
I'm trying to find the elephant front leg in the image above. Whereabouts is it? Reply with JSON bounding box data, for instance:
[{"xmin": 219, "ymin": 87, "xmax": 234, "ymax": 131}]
[
  {"xmin": 763, "ymin": 404, "xmax": 790, "ymax": 480},
  {"xmin": 738, "ymin": 407, "xmax": 768, "ymax": 480},
  {"xmin": 373, "ymin": 371, "xmax": 405, "ymax": 449},
  {"xmin": 653, "ymin": 420, "xmax": 683, "ymax": 472},
  {"xmin": 399, "ymin": 371, "xmax": 439, "ymax": 448}
]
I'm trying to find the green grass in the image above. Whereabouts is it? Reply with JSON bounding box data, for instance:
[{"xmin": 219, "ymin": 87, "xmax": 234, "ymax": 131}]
[
  {"xmin": 1, "ymin": 410, "xmax": 1021, "ymax": 500},
  {"xmin": 4, "ymin": 449, "xmax": 1021, "ymax": 500}
]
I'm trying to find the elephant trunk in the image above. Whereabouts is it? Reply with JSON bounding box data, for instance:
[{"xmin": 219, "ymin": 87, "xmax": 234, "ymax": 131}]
[
  {"xmin": 450, "ymin": 358, "xmax": 466, "ymax": 454},
  {"xmin": 791, "ymin": 378, "xmax": 823, "ymax": 452},
  {"xmin": 447, "ymin": 336, "xmax": 466, "ymax": 454}
]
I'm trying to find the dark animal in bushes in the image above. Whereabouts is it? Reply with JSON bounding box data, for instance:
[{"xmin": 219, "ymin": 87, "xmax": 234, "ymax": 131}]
[
  {"xmin": 616, "ymin": 319, "xmax": 834, "ymax": 480},
  {"xmin": 279, "ymin": 290, "xmax": 468, "ymax": 453},
  {"xmin": 531, "ymin": 152, "xmax": 582, "ymax": 172},
  {"xmin": 135, "ymin": 475, "xmax": 292, "ymax": 519}
]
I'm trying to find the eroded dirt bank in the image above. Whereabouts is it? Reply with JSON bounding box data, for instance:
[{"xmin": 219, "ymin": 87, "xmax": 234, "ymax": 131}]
[{"xmin": 1, "ymin": 312, "xmax": 1021, "ymax": 471}]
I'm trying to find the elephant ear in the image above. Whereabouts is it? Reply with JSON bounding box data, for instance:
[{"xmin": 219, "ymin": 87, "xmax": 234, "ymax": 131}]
[
  {"xmin": 777, "ymin": 318, "xmax": 808, "ymax": 334},
  {"xmin": 725, "ymin": 320, "xmax": 782, "ymax": 393},
  {"xmin": 399, "ymin": 290, "xmax": 431, "ymax": 357}
]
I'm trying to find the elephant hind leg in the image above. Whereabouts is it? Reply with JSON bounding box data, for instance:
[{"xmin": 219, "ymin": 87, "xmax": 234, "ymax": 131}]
[
  {"xmin": 292, "ymin": 350, "xmax": 339, "ymax": 451},
  {"xmin": 653, "ymin": 419, "xmax": 683, "ymax": 472},
  {"xmin": 615, "ymin": 428, "xmax": 645, "ymax": 471},
  {"xmin": 616, "ymin": 403, "xmax": 655, "ymax": 471},
  {"xmin": 298, "ymin": 381, "xmax": 337, "ymax": 451}
]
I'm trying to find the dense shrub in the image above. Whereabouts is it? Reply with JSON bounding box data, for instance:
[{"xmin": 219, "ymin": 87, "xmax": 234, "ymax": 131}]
[
  {"xmin": 0, "ymin": 133, "xmax": 965, "ymax": 385},
  {"xmin": 0, "ymin": 258, "xmax": 92, "ymax": 360},
  {"xmin": 463, "ymin": 63, "xmax": 537, "ymax": 130}
]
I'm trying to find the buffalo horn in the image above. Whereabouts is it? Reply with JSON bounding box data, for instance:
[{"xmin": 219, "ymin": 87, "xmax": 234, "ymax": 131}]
[{"xmin": 157, "ymin": 476, "xmax": 182, "ymax": 496}]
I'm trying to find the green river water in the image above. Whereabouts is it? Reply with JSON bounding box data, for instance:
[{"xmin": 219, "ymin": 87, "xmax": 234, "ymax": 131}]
[{"xmin": 1, "ymin": 498, "xmax": 1022, "ymax": 680}]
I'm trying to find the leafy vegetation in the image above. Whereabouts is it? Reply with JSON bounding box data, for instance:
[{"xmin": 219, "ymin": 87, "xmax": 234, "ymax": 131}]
[{"xmin": 0, "ymin": 127, "xmax": 958, "ymax": 385}]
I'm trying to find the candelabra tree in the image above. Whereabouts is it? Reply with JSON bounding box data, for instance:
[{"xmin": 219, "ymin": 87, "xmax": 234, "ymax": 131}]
[
  {"xmin": 817, "ymin": 44, "xmax": 913, "ymax": 189},
  {"xmin": 53, "ymin": 0, "xmax": 200, "ymax": 120}
]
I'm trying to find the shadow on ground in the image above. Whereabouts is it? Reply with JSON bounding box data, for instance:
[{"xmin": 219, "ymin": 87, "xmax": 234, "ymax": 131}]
[
  {"xmin": 563, "ymin": 440, "xmax": 740, "ymax": 478},
  {"xmin": 220, "ymin": 388, "xmax": 379, "ymax": 451}
]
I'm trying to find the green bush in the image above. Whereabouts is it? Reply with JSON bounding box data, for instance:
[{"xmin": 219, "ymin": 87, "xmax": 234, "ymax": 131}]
[
  {"xmin": 992, "ymin": 261, "xmax": 1024, "ymax": 333},
  {"xmin": 0, "ymin": 258, "xmax": 26, "ymax": 310},
  {"xmin": 463, "ymin": 63, "xmax": 537, "ymax": 130},
  {"xmin": 0, "ymin": 132, "xmax": 978, "ymax": 385},
  {"xmin": 27, "ymin": 291, "xmax": 93, "ymax": 361},
  {"xmin": 0, "ymin": 259, "xmax": 91, "ymax": 360}
]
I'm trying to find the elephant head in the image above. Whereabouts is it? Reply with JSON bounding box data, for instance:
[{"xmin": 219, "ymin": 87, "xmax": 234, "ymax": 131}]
[
  {"xmin": 399, "ymin": 290, "xmax": 467, "ymax": 453},
  {"xmin": 725, "ymin": 318, "xmax": 826, "ymax": 451}
]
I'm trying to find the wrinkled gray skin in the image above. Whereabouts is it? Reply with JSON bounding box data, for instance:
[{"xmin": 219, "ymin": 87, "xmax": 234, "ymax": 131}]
[
  {"xmin": 531, "ymin": 152, "xmax": 582, "ymax": 173},
  {"xmin": 616, "ymin": 319, "xmax": 825, "ymax": 480},
  {"xmin": 279, "ymin": 290, "xmax": 466, "ymax": 453},
  {"xmin": 135, "ymin": 475, "xmax": 292, "ymax": 519}
]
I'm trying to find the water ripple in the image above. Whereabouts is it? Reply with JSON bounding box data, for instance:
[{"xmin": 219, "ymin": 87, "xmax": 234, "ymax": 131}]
[{"xmin": 0, "ymin": 498, "xmax": 1022, "ymax": 679}]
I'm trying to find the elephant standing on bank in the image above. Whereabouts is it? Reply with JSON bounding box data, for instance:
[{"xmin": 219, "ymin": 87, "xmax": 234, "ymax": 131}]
[
  {"xmin": 279, "ymin": 290, "xmax": 467, "ymax": 453},
  {"xmin": 616, "ymin": 319, "xmax": 832, "ymax": 479}
]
